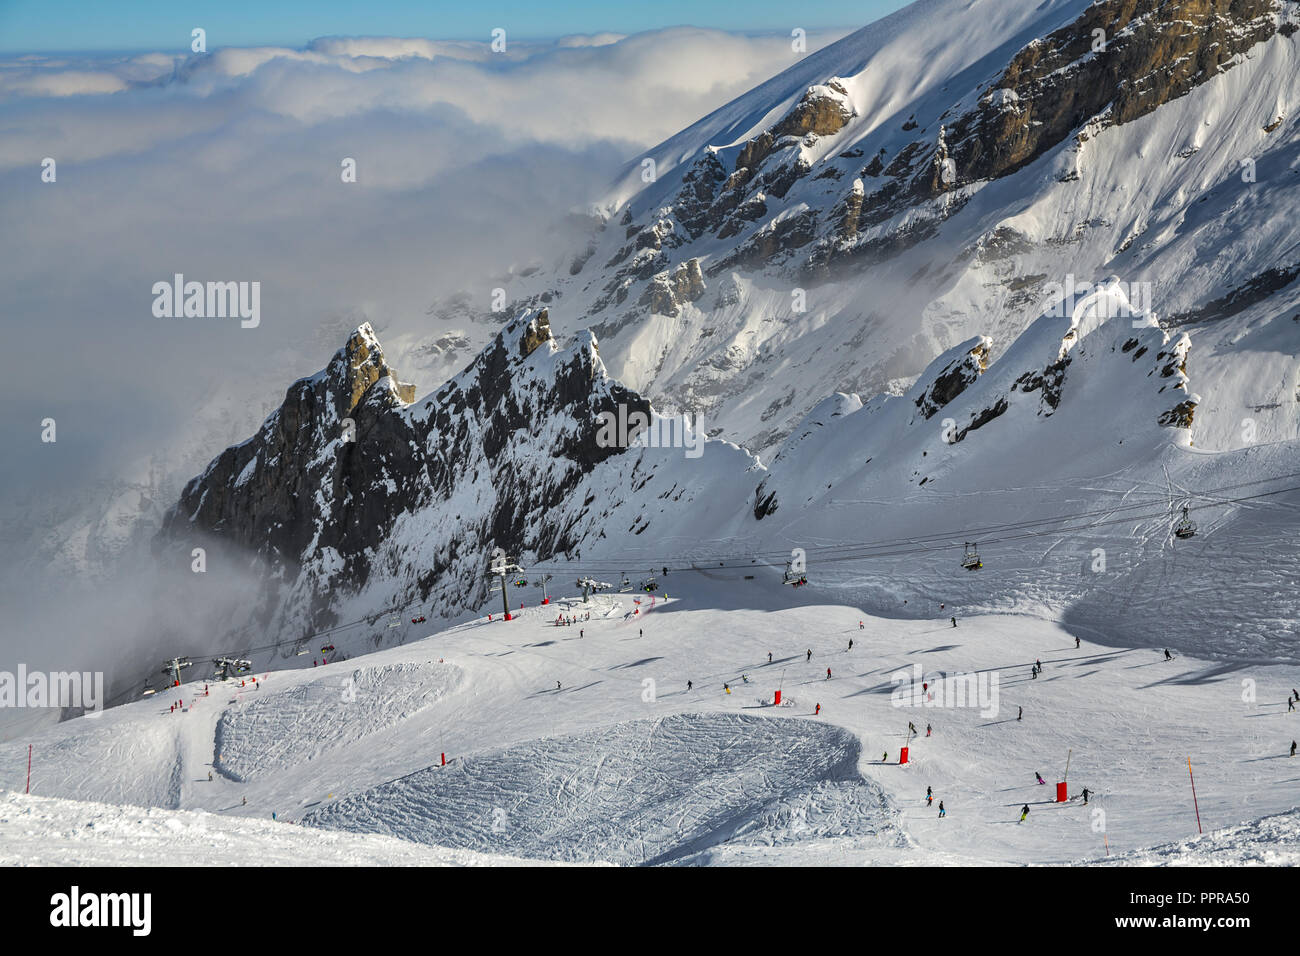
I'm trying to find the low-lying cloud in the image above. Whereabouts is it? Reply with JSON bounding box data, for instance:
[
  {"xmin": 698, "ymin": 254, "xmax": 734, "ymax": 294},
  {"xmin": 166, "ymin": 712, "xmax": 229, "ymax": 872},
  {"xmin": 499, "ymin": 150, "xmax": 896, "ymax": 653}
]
[{"xmin": 0, "ymin": 27, "xmax": 847, "ymax": 712}]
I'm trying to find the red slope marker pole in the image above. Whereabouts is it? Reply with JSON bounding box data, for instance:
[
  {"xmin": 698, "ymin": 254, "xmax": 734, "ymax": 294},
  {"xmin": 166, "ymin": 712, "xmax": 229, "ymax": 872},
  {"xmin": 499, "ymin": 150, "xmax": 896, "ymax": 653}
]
[{"xmin": 1187, "ymin": 756, "xmax": 1202, "ymax": 834}]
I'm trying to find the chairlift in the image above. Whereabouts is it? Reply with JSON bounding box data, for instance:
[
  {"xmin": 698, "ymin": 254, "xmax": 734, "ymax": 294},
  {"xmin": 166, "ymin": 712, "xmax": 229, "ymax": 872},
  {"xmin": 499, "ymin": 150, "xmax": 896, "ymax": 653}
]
[
  {"xmin": 961, "ymin": 542, "xmax": 983, "ymax": 571},
  {"xmin": 1173, "ymin": 504, "xmax": 1197, "ymax": 539},
  {"xmin": 619, "ymin": 573, "xmax": 632, "ymax": 593},
  {"xmin": 643, "ymin": 571, "xmax": 658, "ymax": 592},
  {"xmin": 320, "ymin": 643, "xmax": 335, "ymax": 653},
  {"xmin": 387, "ymin": 613, "xmax": 401, "ymax": 629}
]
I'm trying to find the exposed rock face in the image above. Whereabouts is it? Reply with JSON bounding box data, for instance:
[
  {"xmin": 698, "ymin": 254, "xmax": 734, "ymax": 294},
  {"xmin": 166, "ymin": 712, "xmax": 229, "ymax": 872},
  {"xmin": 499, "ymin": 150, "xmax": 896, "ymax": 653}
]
[
  {"xmin": 342, "ymin": 324, "xmax": 416, "ymax": 412},
  {"xmin": 640, "ymin": 259, "xmax": 707, "ymax": 316},
  {"xmin": 840, "ymin": 0, "xmax": 1280, "ymax": 263},
  {"xmin": 521, "ymin": 308, "xmax": 552, "ymax": 356},
  {"xmin": 914, "ymin": 339, "xmax": 991, "ymax": 420},
  {"xmin": 157, "ymin": 314, "xmax": 650, "ymax": 638}
]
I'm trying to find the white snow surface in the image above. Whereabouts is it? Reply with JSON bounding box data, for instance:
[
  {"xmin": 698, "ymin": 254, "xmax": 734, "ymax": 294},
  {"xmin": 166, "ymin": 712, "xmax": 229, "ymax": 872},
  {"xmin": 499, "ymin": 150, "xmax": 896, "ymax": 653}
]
[{"xmin": 4, "ymin": 589, "xmax": 1298, "ymax": 865}]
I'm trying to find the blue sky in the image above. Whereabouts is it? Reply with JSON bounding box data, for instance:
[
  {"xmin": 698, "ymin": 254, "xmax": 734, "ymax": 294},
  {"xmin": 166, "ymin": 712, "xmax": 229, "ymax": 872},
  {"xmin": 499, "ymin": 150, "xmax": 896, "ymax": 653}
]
[{"xmin": 0, "ymin": 0, "xmax": 908, "ymax": 53}]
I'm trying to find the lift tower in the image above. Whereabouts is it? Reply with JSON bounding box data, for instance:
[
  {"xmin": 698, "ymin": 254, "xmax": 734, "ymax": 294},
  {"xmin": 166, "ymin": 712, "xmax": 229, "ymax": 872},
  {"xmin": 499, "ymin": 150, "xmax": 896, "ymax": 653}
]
[{"xmin": 486, "ymin": 551, "xmax": 524, "ymax": 621}]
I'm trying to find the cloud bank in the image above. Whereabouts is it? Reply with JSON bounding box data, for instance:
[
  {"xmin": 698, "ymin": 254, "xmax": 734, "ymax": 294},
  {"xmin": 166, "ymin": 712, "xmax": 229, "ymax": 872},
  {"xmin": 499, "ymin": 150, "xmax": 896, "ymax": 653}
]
[{"xmin": 0, "ymin": 27, "xmax": 847, "ymax": 715}]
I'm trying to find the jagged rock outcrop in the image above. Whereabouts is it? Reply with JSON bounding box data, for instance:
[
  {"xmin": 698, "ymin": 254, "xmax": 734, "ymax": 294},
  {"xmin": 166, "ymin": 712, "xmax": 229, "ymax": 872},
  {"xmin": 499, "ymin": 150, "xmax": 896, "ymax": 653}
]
[
  {"xmin": 838, "ymin": 0, "xmax": 1280, "ymax": 265},
  {"xmin": 157, "ymin": 313, "xmax": 651, "ymax": 638},
  {"xmin": 640, "ymin": 259, "xmax": 707, "ymax": 316},
  {"xmin": 913, "ymin": 339, "xmax": 991, "ymax": 420}
]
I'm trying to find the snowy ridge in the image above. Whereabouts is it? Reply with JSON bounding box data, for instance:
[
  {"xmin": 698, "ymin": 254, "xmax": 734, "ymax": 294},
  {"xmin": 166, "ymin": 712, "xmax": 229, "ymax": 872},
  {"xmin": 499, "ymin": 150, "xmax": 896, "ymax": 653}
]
[{"xmin": 483, "ymin": 0, "xmax": 1300, "ymax": 460}]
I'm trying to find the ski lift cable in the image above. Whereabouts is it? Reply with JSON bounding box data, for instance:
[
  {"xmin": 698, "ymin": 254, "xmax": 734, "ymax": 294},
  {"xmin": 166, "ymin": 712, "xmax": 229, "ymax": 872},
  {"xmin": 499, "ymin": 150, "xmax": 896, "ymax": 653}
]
[
  {"xmin": 525, "ymin": 478, "xmax": 1300, "ymax": 574},
  {"xmin": 524, "ymin": 472, "xmax": 1300, "ymax": 572}
]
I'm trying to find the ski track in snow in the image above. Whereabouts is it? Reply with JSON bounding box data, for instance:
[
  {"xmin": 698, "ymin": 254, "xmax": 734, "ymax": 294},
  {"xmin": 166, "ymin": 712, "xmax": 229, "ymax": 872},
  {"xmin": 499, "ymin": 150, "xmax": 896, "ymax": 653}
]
[
  {"xmin": 300, "ymin": 712, "xmax": 905, "ymax": 865},
  {"xmin": 3, "ymin": 589, "xmax": 1300, "ymax": 865}
]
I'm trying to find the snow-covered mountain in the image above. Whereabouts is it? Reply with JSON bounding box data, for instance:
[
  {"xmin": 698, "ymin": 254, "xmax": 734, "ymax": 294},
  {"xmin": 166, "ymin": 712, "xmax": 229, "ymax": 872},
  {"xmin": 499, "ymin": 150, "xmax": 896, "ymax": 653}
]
[
  {"xmin": 136, "ymin": 0, "xmax": 1300, "ymax": 684},
  {"xmin": 157, "ymin": 271, "xmax": 1299, "ymax": 671},
  {"xmin": 488, "ymin": 0, "xmax": 1300, "ymax": 457},
  {"xmin": 155, "ymin": 313, "xmax": 757, "ymax": 654}
]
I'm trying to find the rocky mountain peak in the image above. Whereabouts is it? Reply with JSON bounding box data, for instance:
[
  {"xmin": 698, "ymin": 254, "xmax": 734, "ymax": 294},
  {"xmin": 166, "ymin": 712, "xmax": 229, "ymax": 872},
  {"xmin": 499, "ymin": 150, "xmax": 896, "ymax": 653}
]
[{"xmin": 339, "ymin": 322, "xmax": 415, "ymax": 415}]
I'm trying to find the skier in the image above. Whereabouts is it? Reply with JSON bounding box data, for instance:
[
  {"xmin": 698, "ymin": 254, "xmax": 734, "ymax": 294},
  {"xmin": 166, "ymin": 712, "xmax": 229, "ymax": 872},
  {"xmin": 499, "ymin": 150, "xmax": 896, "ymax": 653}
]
[
  {"xmin": 859, "ymin": 621, "xmax": 864, "ymax": 630},
  {"xmin": 768, "ymin": 652, "xmax": 773, "ymax": 663},
  {"xmin": 1036, "ymin": 771, "xmax": 1046, "ymax": 785},
  {"xmin": 1081, "ymin": 788, "xmax": 1091, "ymax": 805},
  {"xmin": 1289, "ymin": 698, "xmax": 1295, "ymax": 713},
  {"xmin": 1031, "ymin": 665, "xmax": 1038, "ymax": 679},
  {"xmin": 724, "ymin": 683, "xmax": 731, "ymax": 695},
  {"xmin": 208, "ymin": 770, "xmax": 213, "ymax": 782},
  {"xmin": 807, "ymin": 649, "xmax": 812, "ymax": 662},
  {"xmin": 1164, "ymin": 648, "xmax": 1173, "ymax": 661},
  {"xmin": 1293, "ymin": 690, "xmax": 1299, "ymax": 702},
  {"xmin": 926, "ymin": 723, "xmax": 932, "ymax": 737},
  {"xmin": 687, "ymin": 680, "xmax": 693, "ymax": 691},
  {"xmin": 1075, "ymin": 637, "xmax": 1080, "ymax": 649},
  {"xmin": 826, "ymin": 667, "xmax": 832, "ymax": 680},
  {"xmin": 242, "ymin": 796, "xmax": 247, "ymax": 806},
  {"xmin": 639, "ymin": 628, "xmax": 643, "ymax": 638},
  {"xmin": 556, "ymin": 681, "xmax": 561, "ymax": 691},
  {"xmin": 951, "ymin": 616, "xmax": 957, "ymax": 628},
  {"xmin": 580, "ymin": 629, "xmax": 583, "ymax": 638},
  {"xmin": 1035, "ymin": 658, "xmax": 1042, "ymax": 671},
  {"xmin": 1292, "ymin": 740, "xmax": 1297, "ymax": 757},
  {"xmin": 1018, "ymin": 706, "xmax": 1023, "ymax": 721},
  {"xmin": 848, "ymin": 638, "xmax": 853, "ymax": 651},
  {"xmin": 938, "ymin": 801, "xmax": 945, "ymax": 818},
  {"xmin": 926, "ymin": 785, "xmax": 932, "ymax": 803},
  {"xmin": 1019, "ymin": 804, "xmax": 1029, "ymax": 824},
  {"xmin": 815, "ymin": 703, "xmax": 821, "ymax": 716},
  {"xmin": 741, "ymin": 674, "xmax": 750, "ymax": 683}
]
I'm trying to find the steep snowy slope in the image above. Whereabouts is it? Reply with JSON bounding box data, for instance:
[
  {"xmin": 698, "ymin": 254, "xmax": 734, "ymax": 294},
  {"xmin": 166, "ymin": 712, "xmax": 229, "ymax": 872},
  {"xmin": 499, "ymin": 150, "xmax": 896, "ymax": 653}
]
[
  {"xmin": 488, "ymin": 0, "xmax": 1300, "ymax": 457},
  {"xmin": 153, "ymin": 272, "xmax": 1299, "ymax": 681}
]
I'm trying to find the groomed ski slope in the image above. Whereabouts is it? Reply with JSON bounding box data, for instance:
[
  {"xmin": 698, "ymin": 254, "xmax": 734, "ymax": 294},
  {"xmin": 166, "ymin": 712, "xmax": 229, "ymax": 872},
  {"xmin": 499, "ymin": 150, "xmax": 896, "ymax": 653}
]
[
  {"xmin": 0, "ymin": 790, "xmax": 552, "ymax": 867},
  {"xmin": 2, "ymin": 582, "xmax": 1298, "ymax": 865}
]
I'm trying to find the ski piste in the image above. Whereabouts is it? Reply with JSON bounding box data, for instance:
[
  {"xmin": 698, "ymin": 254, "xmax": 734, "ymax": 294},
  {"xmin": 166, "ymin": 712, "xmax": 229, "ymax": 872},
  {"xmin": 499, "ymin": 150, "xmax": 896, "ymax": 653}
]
[{"xmin": 3, "ymin": 0, "xmax": 1300, "ymax": 911}]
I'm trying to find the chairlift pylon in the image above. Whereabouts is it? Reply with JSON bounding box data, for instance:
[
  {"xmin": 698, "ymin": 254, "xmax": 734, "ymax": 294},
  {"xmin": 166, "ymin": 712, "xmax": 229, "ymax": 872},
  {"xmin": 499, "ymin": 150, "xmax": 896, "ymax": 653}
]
[{"xmin": 782, "ymin": 560, "xmax": 808, "ymax": 587}]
